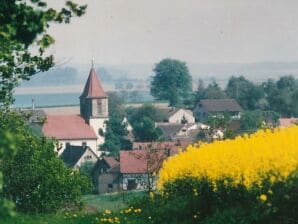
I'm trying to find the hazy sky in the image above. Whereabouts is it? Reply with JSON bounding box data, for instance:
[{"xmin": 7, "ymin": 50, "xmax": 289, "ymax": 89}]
[{"xmin": 48, "ymin": 0, "xmax": 298, "ymax": 65}]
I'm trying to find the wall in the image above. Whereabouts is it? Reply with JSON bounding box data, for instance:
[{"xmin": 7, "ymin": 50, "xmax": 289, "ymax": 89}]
[
  {"xmin": 75, "ymin": 149, "xmax": 98, "ymax": 168},
  {"xmin": 169, "ymin": 109, "xmax": 195, "ymax": 124},
  {"xmin": 97, "ymin": 173, "xmax": 119, "ymax": 194},
  {"xmin": 121, "ymin": 173, "xmax": 156, "ymax": 191},
  {"xmin": 89, "ymin": 117, "xmax": 108, "ymax": 145}
]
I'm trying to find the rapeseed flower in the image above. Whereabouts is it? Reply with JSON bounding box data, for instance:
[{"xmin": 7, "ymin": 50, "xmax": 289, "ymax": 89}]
[{"xmin": 158, "ymin": 126, "xmax": 298, "ymax": 190}]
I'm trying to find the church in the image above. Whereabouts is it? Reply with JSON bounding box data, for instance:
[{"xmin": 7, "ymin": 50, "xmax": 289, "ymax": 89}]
[{"xmin": 42, "ymin": 66, "xmax": 109, "ymax": 156}]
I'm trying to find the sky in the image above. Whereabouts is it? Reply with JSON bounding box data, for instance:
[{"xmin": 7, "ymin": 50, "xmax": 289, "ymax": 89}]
[{"xmin": 47, "ymin": 0, "xmax": 298, "ymax": 65}]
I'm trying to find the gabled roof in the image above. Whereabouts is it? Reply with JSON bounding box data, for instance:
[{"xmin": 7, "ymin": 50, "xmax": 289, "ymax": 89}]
[
  {"xmin": 80, "ymin": 68, "xmax": 107, "ymax": 98},
  {"xmin": 132, "ymin": 141, "xmax": 190, "ymax": 155},
  {"xmin": 42, "ymin": 115, "xmax": 97, "ymax": 140},
  {"xmin": 159, "ymin": 107, "xmax": 193, "ymax": 119},
  {"xmin": 156, "ymin": 123, "xmax": 184, "ymax": 139},
  {"xmin": 103, "ymin": 156, "xmax": 119, "ymax": 169},
  {"xmin": 198, "ymin": 99, "xmax": 243, "ymax": 112},
  {"xmin": 60, "ymin": 145, "xmax": 96, "ymax": 167},
  {"xmin": 120, "ymin": 150, "xmax": 164, "ymax": 174}
]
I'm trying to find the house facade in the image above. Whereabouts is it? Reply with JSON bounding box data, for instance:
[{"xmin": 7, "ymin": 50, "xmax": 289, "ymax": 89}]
[
  {"xmin": 42, "ymin": 66, "xmax": 108, "ymax": 156},
  {"xmin": 60, "ymin": 144, "xmax": 98, "ymax": 168},
  {"xmin": 92, "ymin": 157, "xmax": 120, "ymax": 194},
  {"xmin": 161, "ymin": 107, "xmax": 195, "ymax": 124},
  {"xmin": 194, "ymin": 99, "xmax": 243, "ymax": 121}
]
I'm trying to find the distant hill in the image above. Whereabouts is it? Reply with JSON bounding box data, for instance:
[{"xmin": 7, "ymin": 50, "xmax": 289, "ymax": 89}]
[{"xmin": 20, "ymin": 61, "xmax": 298, "ymax": 88}]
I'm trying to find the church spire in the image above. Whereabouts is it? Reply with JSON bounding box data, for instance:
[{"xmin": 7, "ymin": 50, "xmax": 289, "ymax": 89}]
[{"xmin": 80, "ymin": 64, "xmax": 107, "ymax": 99}]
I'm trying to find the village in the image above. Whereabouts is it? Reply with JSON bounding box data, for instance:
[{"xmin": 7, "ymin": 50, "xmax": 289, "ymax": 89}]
[{"xmin": 23, "ymin": 64, "xmax": 298, "ymax": 195}]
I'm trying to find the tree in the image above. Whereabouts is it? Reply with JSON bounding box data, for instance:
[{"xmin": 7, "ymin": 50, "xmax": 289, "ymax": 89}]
[
  {"xmin": 150, "ymin": 58, "xmax": 192, "ymax": 106},
  {"xmin": 195, "ymin": 80, "xmax": 226, "ymax": 102},
  {"xmin": 0, "ymin": 110, "xmax": 91, "ymax": 214},
  {"xmin": 0, "ymin": 0, "xmax": 87, "ymax": 106},
  {"xmin": 133, "ymin": 117, "xmax": 162, "ymax": 142},
  {"xmin": 240, "ymin": 110, "xmax": 264, "ymax": 133},
  {"xmin": 127, "ymin": 104, "xmax": 166, "ymax": 124},
  {"xmin": 263, "ymin": 76, "xmax": 298, "ymax": 117},
  {"xmin": 226, "ymin": 76, "xmax": 263, "ymax": 110},
  {"xmin": 101, "ymin": 92, "xmax": 131, "ymax": 156}
]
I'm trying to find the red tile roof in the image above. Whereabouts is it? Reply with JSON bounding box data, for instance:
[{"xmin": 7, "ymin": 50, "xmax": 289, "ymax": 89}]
[
  {"xmin": 103, "ymin": 156, "xmax": 119, "ymax": 169},
  {"xmin": 132, "ymin": 141, "xmax": 190, "ymax": 155},
  {"xmin": 120, "ymin": 148, "xmax": 180, "ymax": 174},
  {"xmin": 279, "ymin": 118, "xmax": 298, "ymax": 128},
  {"xmin": 42, "ymin": 115, "xmax": 97, "ymax": 140},
  {"xmin": 80, "ymin": 68, "xmax": 107, "ymax": 98}
]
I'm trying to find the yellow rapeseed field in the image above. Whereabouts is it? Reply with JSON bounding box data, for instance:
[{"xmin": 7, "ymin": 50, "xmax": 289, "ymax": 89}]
[{"xmin": 158, "ymin": 126, "xmax": 298, "ymax": 189}]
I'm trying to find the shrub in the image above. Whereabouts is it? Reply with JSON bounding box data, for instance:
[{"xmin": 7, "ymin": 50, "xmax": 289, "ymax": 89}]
[{"xmin": 129, "ymin": 126, "xmax": 298, "ymax": 223}]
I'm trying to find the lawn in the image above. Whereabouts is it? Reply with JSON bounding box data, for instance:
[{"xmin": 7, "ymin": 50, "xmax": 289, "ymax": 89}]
[
  {"xmin": 1, "ymin": 191, "xmax": 146, "ymax": 224},
  {"xmin": 83, "ymin": 190, "xmax": 145, "ymax": 212}
]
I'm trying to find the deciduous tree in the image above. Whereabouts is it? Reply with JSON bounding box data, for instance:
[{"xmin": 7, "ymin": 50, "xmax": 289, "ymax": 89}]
[{"xmin": 150, "ymin": 58, "xmax": 192, "ymax": 106}]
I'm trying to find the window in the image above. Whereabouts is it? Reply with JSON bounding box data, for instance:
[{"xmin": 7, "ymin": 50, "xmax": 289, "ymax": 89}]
[
  {"xmin": 127, "ymin": 179, "xmax": 137, "ymax": 190},
  {"xmin": 82, "ymin": 142, "xmax": 87, "ymax": 147},
  {"xmin": 97, "ymin": 100, "xmax": 102, "ymax": 116},
  {"xmin": 108, "ymin": 184, "xmax": 113, "ymax": 189},
  {"xmin": 84, "ymin": 155, "xmax": 92, "ymax": 160}
]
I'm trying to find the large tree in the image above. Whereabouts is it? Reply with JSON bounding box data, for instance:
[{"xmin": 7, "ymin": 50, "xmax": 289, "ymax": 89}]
[
  {"xmin": 226, "ymin": 76, "xmax": 263, "ymax": 110},
  {"xmin": 0, "ymin": 0, "xmax": 87, "ymax": 216},
  {"xmin": 0, "ymin": 0, "xmax": 86, "ymax": 106},
  {"xmin": 150, "ymin": 58, "xmax": 192, "ymax": 106},
  {"xmin": 1, "ymin": 110, "xmax": 91, "ymax": 214}
]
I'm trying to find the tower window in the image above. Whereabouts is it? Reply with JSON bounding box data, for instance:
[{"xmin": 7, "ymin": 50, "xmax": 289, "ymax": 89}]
[{"xmin": 97, "ymin": 100, "xmax": 102, "ymax": 116}]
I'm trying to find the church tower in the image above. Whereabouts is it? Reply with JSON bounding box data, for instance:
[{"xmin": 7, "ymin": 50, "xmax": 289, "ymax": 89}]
[{"xmin": 80, "ymin": 66, "xmax": 108, "ymax": 145}]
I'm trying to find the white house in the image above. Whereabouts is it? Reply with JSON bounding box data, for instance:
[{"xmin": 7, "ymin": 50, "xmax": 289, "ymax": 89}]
[
  {"xmin": 42, "ymin": 66, "xmax": 109, "ymax": 156},
  {"xmin": 60, "ymin": 144, "xmax": 98, "ymax": 168},
  {"xmin": 161, "ymin": 107, "xmax": 195, "ymax": 124}
]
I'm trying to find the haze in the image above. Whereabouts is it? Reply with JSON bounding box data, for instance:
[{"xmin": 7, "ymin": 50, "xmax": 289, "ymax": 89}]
[{"xmin": 48, "ymin": 0, "xmax": 298, "ymax": 66}]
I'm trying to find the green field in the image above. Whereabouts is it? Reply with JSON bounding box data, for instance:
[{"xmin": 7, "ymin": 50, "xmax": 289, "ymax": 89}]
[{"xmin": 2, "ymin": 191, "xmax": 145, "ymax": 224}]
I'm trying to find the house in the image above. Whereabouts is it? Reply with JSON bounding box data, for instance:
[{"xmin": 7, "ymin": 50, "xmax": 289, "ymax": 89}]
[
  {"xmin": 194, "ymin": 99, "xmax": 243, "ymax": 121},
  {"xmin": 92, "ymin": 157, "xmax": 120, "ymax": 194},
  {"xmin": 42, "ymin": 66, "xmax": 108, "ymax": 156},
  {"xmin": 92, "ymin": 140, "xmax": 190, "ymax": 193},
  {"xmin": 156, "ymin": 122, "xmax": 203, "ymax": 141},
  {"xmin": 59, "ymin": 144, "xmax": 98, "ymax": 168},
  {"xmin": 119, "ymin": 150, "xmax": 170, "ymax": 191},
  {"xmin": 278, "ymin": 118, "xmax": 298, "ymax": 128},
  {"xmin": 160, "ymin": 107, "xmax": 195, "ymax": 124},
  {"xmin": 132, "ymin": 140, "xmax": 190, "ymax": 152}
]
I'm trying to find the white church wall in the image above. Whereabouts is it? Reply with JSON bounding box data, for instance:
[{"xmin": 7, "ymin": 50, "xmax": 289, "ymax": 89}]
[{"xmin": 89, "ymin": 118, "xmax": 109, "ymax": 145}]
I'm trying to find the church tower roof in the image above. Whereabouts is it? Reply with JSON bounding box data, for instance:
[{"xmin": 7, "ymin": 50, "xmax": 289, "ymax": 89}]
[{"xmin": 80, "ymin": 68, "xmax": 107, "ymax": 98}]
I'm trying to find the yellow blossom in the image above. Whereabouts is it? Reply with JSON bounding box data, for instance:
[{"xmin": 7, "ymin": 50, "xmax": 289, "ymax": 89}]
[
  {"xmin": 260, "ymin": 194, "xmax": 267, "ymax": 202},
  {"xmin": 158, "ymin": 127, "xmax": 298, "ymax": 190}
]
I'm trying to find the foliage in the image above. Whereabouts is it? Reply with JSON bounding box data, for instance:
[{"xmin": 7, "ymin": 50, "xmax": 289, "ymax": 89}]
[
  {"xmin": 240, "ymin": 110, "xmax": 264, "ymax": 133},
  {"xmin": 127, "ymin": 104, "xmax": 166, "ymax": 124},
  {"xmin": 0, "ymin": 110, "xmax": 91, "ymax": 214},
  {"xmin": 263, "ymin": 76, "xmax": 298, "ymax": 117},
  {"xmin": 0, "ymin": 0, "xmax": 86, "ymax": 105},
  {"xmin": 133, "ymin": 117, "xmax": 162, "ymax": 142},
  {"xmin": 120, "ymin": 126, "xmax": 298, "ymax": 224},
  {"xmin": 101, "ymin": 92, "xmax": 132, "ymax": 156},
  {"xmin": 195, "ymin": 80, "xmax": 227, "ymax": 103},
  {"xmin": 226, "ymin": 76, "xmax": 264, "ymax": 110},
  {"xmin": 150, "ymin": 58, "xmax": 192, "ymax": 106}
]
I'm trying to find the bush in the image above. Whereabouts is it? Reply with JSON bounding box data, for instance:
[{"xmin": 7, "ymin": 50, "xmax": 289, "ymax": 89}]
[
  {"xmin": 0, "ymin": 110, "xmax": 91, "ymax": 214},
  {"xmin": 128, "ymin": 127, "xmax": 298, "ymax": 223}
]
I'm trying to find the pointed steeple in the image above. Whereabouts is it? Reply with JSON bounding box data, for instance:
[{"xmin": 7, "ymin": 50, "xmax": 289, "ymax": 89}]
[{"xmin": 80, "ymin": 68, "xmax": 107, "ymax": 99}]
